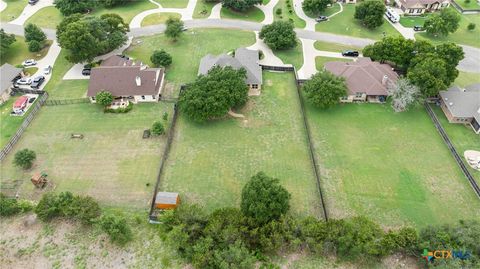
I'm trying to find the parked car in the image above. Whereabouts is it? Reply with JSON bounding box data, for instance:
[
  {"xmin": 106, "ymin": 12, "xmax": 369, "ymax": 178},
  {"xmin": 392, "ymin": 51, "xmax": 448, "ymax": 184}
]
[
  {"xmin": 413, "ymin": 25, "xmax": 423, "ymax": 31},
  {"xmin": 315, "ymin": 16, "xmax": 328, "ymax": 22},
  {"xmin": 342, "ymin": 50, "xmax": 359, "ymax": 57},
  {"xmin": 16, "ymin": 77, "xmax": 32, "ymax": 85},
  {"xmin": 12, "ymin": 74, "xmax": 22, "ymax": 84},
  {"xmin": 22, "ymin": 59, "xmax": 37, "ymax": 66},
  {"xmin": 82, "ymin": 68, "xmax": 91, "ymax": 76},
  {"xmin": 29, "ymin": 97, "xmax": 37, "ymax": 103},
  {"xmin": 31, "ymin": 76, "xmax": 45, "ymax": 89},
  {"xmin": 28, "ymin": 0, "xmax": 39, "ymax": 5},
  {"xmin": 43, "ymin": 65, "xmax": 52, "ymax": 75}
]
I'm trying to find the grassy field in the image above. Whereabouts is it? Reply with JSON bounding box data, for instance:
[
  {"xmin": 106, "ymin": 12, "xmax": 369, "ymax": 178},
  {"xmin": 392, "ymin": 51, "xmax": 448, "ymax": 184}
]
[
  {"xmin": 0, "ymin": 97, "xmax": 33, "ymax": 148},
  {"xmin": 141, "ymin": 12, "xmax": 182, "ymax": 26},
  {"xmin": 315, "ymin": 5, "xmax": 401, "ymax": 40},
  {"xmin": 431, "ymin": 105, "xmax": 480, "ymax": 181},
  {"xmin": 24, "ymin": 6, "xmax": 63, "ymax": 29},
  {"xmin": 454, "ymin": 71, "xmax": 480, "ymax": 88},
  {"xmin": 220, "ymin": 6, "xmax": 265, "ymax": 22},
  {"xmin": 161, "ymin": 72, "xmax": 322, "ymax": 217},
  {"xmin": 304, "ymin": 103, "xmax": 480, "ymax": 228},
  {"xmin": 0, "ymin": 103, "xmax": 173, "ymax": 208},
  {"xmin": 155, "ymin": 0, "xmax": 189, "ymax": 8},
  {"xmin": 127, "ymin": 29, "xmax": 255, "ymax": 92},
  {"xmin": 314, "ymin": 41, "xmax": 363, "ymax": 53},
  {"xmin": 192, "ymin": 0, "xmax": 217, "ymax": 18},
  {"xmin": 415, "ymin": 9, "xmax": 480, "ymax": 48},
  {"xmin": 275, "ymin": 41, "xmax": 304, "ymax": 69},
  {"xmin": 315, "ymin": 56, "xmax": 352, "ymax": 70},
  {"xmin": 273, "ymin": 0, "xmax": 306, "ymax": 28},
  {"xmin": 0, "ymin": 0, "xmax": 26, "ymax": 22},
  {"xmin": 399, "ymin": 15, "xmax": 430, "ymax": 28},
  {"xmin": 454, "ymin": 0, "xmax": 480, "ymax": 10},
  {"xmin": 1, "ymin": 37, "xmax": 51, "ymax": 66}
]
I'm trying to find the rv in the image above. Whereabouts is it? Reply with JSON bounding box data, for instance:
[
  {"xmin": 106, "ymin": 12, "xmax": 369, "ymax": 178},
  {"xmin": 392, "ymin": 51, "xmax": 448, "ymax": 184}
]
[{"xmin": 386, "ymin": 7, "xmax": 400, "ymax": 23}]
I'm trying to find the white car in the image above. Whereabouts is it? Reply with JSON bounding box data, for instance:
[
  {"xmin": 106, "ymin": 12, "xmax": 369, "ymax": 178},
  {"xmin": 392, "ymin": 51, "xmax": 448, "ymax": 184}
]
[
  {"xmin": 43, "ymin": 65, "xmax": 52, "ymax": 75},
  {"xmin": 22, "ymin": 59, "xmax": 37, "ymax": 66},
  {"xmin": 16, "ymin": 77, "xmax": 32, "ymax": 85}
]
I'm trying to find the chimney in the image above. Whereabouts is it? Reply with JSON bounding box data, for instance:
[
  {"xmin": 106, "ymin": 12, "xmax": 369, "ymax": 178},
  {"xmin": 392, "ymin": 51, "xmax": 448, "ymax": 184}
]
[
  {"xmin": 135, "ymin": 76, "xmax": 141, "ymax": 86},
  {"xmin": 382, "ymin": 75, "xmax": 388, "ymax": 85}
]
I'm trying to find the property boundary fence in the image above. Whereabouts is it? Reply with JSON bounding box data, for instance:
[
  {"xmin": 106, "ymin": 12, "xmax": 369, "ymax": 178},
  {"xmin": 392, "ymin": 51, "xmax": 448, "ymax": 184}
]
[
  {"xmin": 45, "ymin": 98, "xmax": 89, "ymax": 106},
  {"xmin": 425, "ymin": 103, "xmax": 480, "ymax": 198},
  {"xmin": 11, "ymin": 88, "xmax": 45, "ymax": 95},
  {"xmin": 0, "ymin": 93, "xmax": 49, "ymax": 161},
  {"xmin": 451, "ymin": 0, "xmax": 480, "ymax": 14}
]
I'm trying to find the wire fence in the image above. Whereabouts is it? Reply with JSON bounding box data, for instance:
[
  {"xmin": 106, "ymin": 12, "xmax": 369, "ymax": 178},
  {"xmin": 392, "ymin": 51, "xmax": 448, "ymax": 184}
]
[
  {"xmin": 45, "ymin": 98, "xmax": 89, "ymax": 106},
  {"xmin": 450, "ymin": 0, "xmax": 480, "ymax": 13}
]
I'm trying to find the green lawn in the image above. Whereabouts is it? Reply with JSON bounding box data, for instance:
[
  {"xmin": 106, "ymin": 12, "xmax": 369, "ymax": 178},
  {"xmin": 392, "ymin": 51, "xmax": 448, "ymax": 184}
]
[
  {"xmin": 192, "ymin": 0, "xmax": 217, "ymax": 19},
  {"xmin": 126, "ymin": 29, "xmax": 255, "ymax": 93},
  {"xmin": 315, "ymin": 5, "xmax": 401, "ymax": 40},
  {"xmin": 273, "ymin": 0, "xmax": 306, "ymax": 28},
  {"xmin": 399, "ymin": 15, "xmax": 429, "ymax": 28},
  {"xmin": 431, "ymin": 105, "xmax": 480, "ymax": 181},
  {"xmin": 415, "ymin": 9, "xmax": 480, "ymax": 48},
  {"xmin": 41, "ymin": 49, "xmax": 82, "ymax": 100},
  {"xmin": 24, "ymin": 6, "xmax": 63, "ymax": 29},
  {"xmin": 0, "ymin": 0, "xmax": 26, "ymax": 22},
  {"xmin": 453, "ymin": 0, "xmax": 480, "ymax": 10},
  {"xmin": 155, "ymin": 0, "xmax": 189, "ymax": 8},
  {"xmin": 161, "ymin": 72, "xmax": 322, "ymax": 217},
  {"xmin": 304, "ymin": 103, "xmax": 480, "ymax": 228},
  {"xmin": 315, "ymin": 56, "xmax": 352, "ymax": 70},
  {"xmin": 0, "ymin": 103, "xmax": 173, "ymax": 208},
  {"xmin": 322, "ymin": 3, "xmax": 341, "ymax": 17},
  {"xmin": 454, "ymin": 71, "xmax": 480, "ymax": 88},
  {"xmin": 220, "ymin": 6, "xmax": 265, "ymax": 22},
  {"xmin": 275, "ymin": 41, "xmax": 304, "ymax": 69},
  {"xmin": 1, "ymin": 36, "xmax": 51, "ymax": 66},
  {"xmin": 141, "ymin": 12, "xmax": 182, "ymax": 26},
  {"xmin": 0, "ymin": 97, "xmax": 34, "ymax": 148},
  {"xmin": 314, "ymin": 41, "xmax": 363, "ymax": 53}
]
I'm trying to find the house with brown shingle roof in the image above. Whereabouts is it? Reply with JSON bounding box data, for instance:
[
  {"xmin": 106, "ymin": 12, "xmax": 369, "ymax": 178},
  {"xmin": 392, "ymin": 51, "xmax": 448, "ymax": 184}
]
[
  {"xmin": 395, "ymin": 0, "xmax": 449, "ymax": 15},
  {"xmin": 324, "ymin": 57, "xmax": 398, "ymax": 103},
  {"xmin": 87, "ymin": 56, "xmax": 165, "ymax": 103}
]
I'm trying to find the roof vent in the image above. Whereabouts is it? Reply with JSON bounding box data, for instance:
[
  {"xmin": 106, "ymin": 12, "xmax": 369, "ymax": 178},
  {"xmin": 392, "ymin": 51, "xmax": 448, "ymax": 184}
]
[
  {"xmin": 140, "ymin": 64, "xmax": 147, "ymax": 70},
  {"xmin": 382, "ymin": 75, "xmax": 388, "ymax": 85},
  {"xmin": 135, "ymin": 76, "xmax": 141, "ymax": 86},
  {"xmin": 449, "ymin": 102, "xmax": 453, "ymax": 106}
]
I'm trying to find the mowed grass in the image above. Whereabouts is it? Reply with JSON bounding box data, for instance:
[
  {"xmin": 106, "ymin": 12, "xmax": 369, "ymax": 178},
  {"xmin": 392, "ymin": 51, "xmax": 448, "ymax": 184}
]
[
  {"xmin": 0, "ymin": 97, "xmax": 33, "ymax": 148},
  {"xmin": 192, "ymin": 0, "xmax": 217, "ymax": 18},
  {"xmin": 1, "ymin": 36, "xmax": 51, "ymax": 66},
  {"xmin": 141, "ymin": 12, "xmax": 181, "ymax": 26},
  {"xmin": 454, "ymin": 71, "xmax": 480, "ymax": 88},
  {"xmin": 0, "ymin": 0, "xmax": 26, "ymax": 22},
  {"xmin": 220, "ymin": 6, "xmax": 265, "ymax": 22},
  {"xmin": 273, "ymin": 0, "xmax": 306, "ymax": 28},
  {"xmin": 399, "ymin": 15, "xmax": 430, "ymax": 28},
  {"xmin": 314, "ymin": 41, "xmax": 363, "ymax": 53},
  {"xmin": 161, "ymin": 72, "xmax": 322, "ymax": 217},
  {"xmin": 127, "ymin": 29, "xmax": 255, "ymax": 91},
  {"xmin": 155, "ymin": 0, "xmax": 189, "ymax": 8},
  {"xmin": 0, "ymin": 103, "xmax": 173, "ymax": 208},
  {"xmin": 454, "ymin": 0, "xmax": 480, "ymax": 10},
  {"xmin": 431, "ymin": 105, "xmax": 480, "ymax": 181},
  {"xmin": 25, "ymin": 6, "xmax": 63, "ymax": 29},
  {"xmin": 315, "ymin": 5, "xmax": 401, "ymax": 40},
  {"xmin": 275, "ymin": 41, "xmax": 304, "ymax": 69},
  {"xmin": 315, "ymin": 56, "xmax": 352, "ymax": 70},
  {"xmin": 415, "ymin": 9, "xmax": 480, "ymax": 48},
  {"xmin": 304, "ymin": 103, "xmax": 480, "ymax": 228}
]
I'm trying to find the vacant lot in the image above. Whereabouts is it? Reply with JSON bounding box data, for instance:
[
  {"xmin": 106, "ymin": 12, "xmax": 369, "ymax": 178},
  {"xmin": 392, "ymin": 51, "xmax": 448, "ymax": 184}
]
[
  {"xmin": 0, "ymin": 103, "xmax": 173, "ymax": 209},
  {"xmin": 161, "ymin": 72, "xmax": 322, "ymax": 217},
  {"xmin": 304, "ymin": 103, "xmax": 480, "ymax": 228}
]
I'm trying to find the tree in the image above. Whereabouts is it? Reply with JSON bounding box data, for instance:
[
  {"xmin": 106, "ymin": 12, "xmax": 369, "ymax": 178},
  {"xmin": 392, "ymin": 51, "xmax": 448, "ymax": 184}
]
[
  {"xmin": 302, "ymin": 70, "xmax": 347, "ymax": 109},
  {"xmin": 178, "ymin": 66, "xmax": 249, "ymax": 122},
  {"xmin": 435, "ymin": 42, "xmax": 464, "ymax": 84},
  {"xmin": 468, "ymin": 23, "xmax": 476, "ymax": 31},
  {"xmin": 0, "ymin": 29, "xmax": 16, "ymax": 56},
  {"xmin": 150, "ymin": 49, "xmax": 172, "ymax": 67},
  {"xmin": 407, "ymin": 54, "xmax": 449, "ymax": 97},
  {"xmin": 222, "ymin": 0, "xmax": 262, "ymax": 11},
  {"xmin": 151, "ymin": 121, "xmax": 166, "ymax": 135},
  {"xmin": 54, "ymin": 0, "xmax": 96, "ymax": 16},
  {"xmin": 28, "ymin": 40, "xmax": 42, "ymax": 52},
  {"xmin": 240, "ymin": 172, "xmax": 291, "ymax": 225},
  {"xmin": 259, "ymin": 21, "xmax": 297, "ymax": 50},
  {"xmin": 354, "ymin": 0, "xmax": 385, "ymax": 29},
  {"xmin": 386, "ymin": 78, "xmax": 421, "ymax": 112},
  {"xmin": 100, "ymin": 0, "xmax": 129, "ymax": 8},
  {"xmin": 24, "ymin": 23, "xmax": 46, "ymax": 44},
  {"xmin": 302, "ymin": 0, "xmax": 332, "ymax": 16},
  {"xmin": 99, "ymin": 213, "xmax": 133, "ymax": 245},
  {"xmin": 363, "ymin": 36, "xmax": 416, "ymax": 69},
  {"xmin": 424, "ymin": 8, "xmax": 460, "ymax": 36},
  {"xmin": 13, "ymin": 149, "xmax": 36, "ymax": 170},
  {"xmin": 165, "ymin": 17, "xmax": 184, "ymax": 41},
  {"xmin": 96, "ymin": 91, "xmax": 114, "ymax": 106}
]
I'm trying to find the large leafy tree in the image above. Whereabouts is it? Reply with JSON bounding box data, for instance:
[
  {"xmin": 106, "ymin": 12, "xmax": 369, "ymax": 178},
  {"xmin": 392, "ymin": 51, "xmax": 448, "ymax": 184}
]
[
  {"xmin": 99, "ymin": 0, "xmax": 129, "ymax": 8},
  {"xmin": 259, "ymin": 21, "xmax": 297, "ymax": 50},
  {"xmin": 57, "ymin": 14, "xmax": 128, "ymax": 63},
  {"xmin": 435, "ymin": 42, "xmax": 464, "ymax": 84},
  {"xmin": 165, "ymin": 17, "xmax": 184, "ymax": 41},
  {"xmin": 221, "ymin": 0, "xmax": 262, "ymax": 12},
  {"xmin": 302, "ymin": 0, "xmax": 332, "ymax": 16},
  {"xmin": 150, "ymin": 49, "xmax": 172, "ymax": 67},
  {"xmin": 240, "ymin": 172, "xmax": 291, "ymax": 225},
  {"xmin": 13, "ymin": 149, "xmax": 36, "ymax": 170},
  {"xmin": 303, "ymin": 70, "xmax": 347, "ymax": 109},
  {"xmin": 354, "ymin": 0, "xmax": 385, "ymax": 29},
  {"xmin": 54, "ymin": 0, "xmax": 96, "ymax": 16},
  {"xmin": 424, "ymin": 8, "xmax": 460, "ymax": 36},
  {"xmin": 0, "ymin": 29, "xmax": 16, "ymax": 56},
  {"xmin": 407, "ymin": 54, "xmax": 449, "ymax": 97},
  {"xmin": 179, "ymin": 66, "xmax": 249, "ymax": 122},
  {"xmin": 363, "ymin": 36, "xmax": 416, "ymax": 69},
  {"xmin": 24, "ymin": 23, "xmax": 46, "ymax": 43}
]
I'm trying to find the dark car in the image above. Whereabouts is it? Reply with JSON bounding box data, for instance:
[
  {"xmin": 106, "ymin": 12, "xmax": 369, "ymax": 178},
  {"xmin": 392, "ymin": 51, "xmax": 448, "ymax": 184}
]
[
  {"xmin": 28, "ymin": 0, "xmax": 39, "ymax": 5},
  {"xmin": 342, "ymin": 50, "xmax": 359, "ymax": 57},
  {"xmin": 29, "ymin": 97, "xmax": 37, "ymax": 103},
  {"xmin": 315, "ymin": 16, "xmax": 328, "ymax": 22},
  {"xmin": 413, "ymin": 25, "xmax": 423, "ymax": 31},
  {"xmin": 82, "ymin": 64, "xmax": 92, "ymax": 76},
  {"xmin": 30, "ymin": 76, "xmax": 45, "ymax": 89}
]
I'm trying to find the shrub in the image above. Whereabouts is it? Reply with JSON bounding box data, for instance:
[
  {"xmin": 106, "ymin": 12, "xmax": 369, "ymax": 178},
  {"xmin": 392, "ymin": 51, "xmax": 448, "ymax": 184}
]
[
  {"xmin": 151, "ymin": 121, "xmax": 166, "ymax": 135},
  {"xmin": 468, "ymin": 22, "xmax": 476, "ymax": 30},
  {"xmin": 66, "ymin": 195, "xmax": 101, "ymax": 224},
  {"xmin": 99, "ymin": 213, "xmax": 133, "ymax": 245},
  {"xmin": 259, "ymin": 21, "xmax": 297, "ymax": 50},
  {"xmin": 96, "ymin": 91, "xmax": 113, "ymax": 106},
  {"xmin": 150, "ymin": 49, "xmax": 173, "ymax": 67},
  {"xmin": 162, "ymin": 112, "xmax": 168, "ymax": 121},
  {"xmin": 35, "ymin": 192, "xmax": 101, "ymax": 224},
  {"xmin": 35, "ymin": 192, "xmax": 63, "ymax": 221},
  {"xmin": 28, "ymin": 40, "xmax": 42, "ymax": 52},
  {"xmin": 465, "ymin": 0, "xmax": 471, "ymax": 3},
  {"xmin": 222, "ymin": 0, "xmax": 262, "ymax": 12},
  {"xmin": 303, "ymin": 70, "xmax": 347, "ymax": 109},
  {"xmin": 276, "ymin": 8, "xmax": 282, "ymax": 15},
  {"xmin": 104, "ymin": 101, "xmax": 133, "ymax": 113},
  {"xmin": 13, "ymin": 149, "xmax": 36, "ymax": 170},
  {"xmin": 0, "ymin": 194, "xmax": 34, "ymax": 216},
  {"xmin": 24, "ymin": 23, "xmax": 46, "ymax": 43}
]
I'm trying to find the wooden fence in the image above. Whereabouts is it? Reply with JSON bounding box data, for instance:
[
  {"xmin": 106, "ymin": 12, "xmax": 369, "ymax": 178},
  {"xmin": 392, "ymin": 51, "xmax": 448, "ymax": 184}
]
[
  {"xmin": 0, "ymin": 93, "xmax": 49, "ymax": 161},
  {"xmin": 45, "ymin": 98, "xmax": 89, "ymax": 106}
]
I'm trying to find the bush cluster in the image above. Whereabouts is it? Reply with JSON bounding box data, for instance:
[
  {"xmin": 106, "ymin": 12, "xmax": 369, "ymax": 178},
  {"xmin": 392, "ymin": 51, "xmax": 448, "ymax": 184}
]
[
  {"xmin": 35, "ymin": 192, "xmax": 101, "ymax": 224},
  {"xmin": 0, "ymin": 194, "xmax": 34, "ymax": 216},
  {"xmin": 24, "ymin": 23, "xmax": 46, "ymax": 52},
  {"xmin": 104, "ymin": 102, "xmax": 133, "ymax": 113},
  {"xmin": 99, "ymin": 213, "xmax": 133, "ymax": 246}
]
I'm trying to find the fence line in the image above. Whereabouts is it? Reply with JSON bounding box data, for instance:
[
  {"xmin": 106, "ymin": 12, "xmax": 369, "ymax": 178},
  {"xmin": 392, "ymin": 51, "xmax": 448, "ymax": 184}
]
[
  {"xmin": 45, "ymin": 98, "xmax": 89, "ymax": 106},
  {"xmin": 0, "ymin": 93, "xmax": 49, "ymax": 161},
  {"xmin": 424, "ymin": 103, "xmax": 480, "ymax": 198},
  {"xmin": 450, "ymin": 0, "xmax": 480, "ymax": 13}
]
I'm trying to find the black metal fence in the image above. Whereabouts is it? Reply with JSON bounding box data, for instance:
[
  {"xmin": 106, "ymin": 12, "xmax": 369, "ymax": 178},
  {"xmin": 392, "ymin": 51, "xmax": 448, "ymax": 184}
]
[
  {"xmin": 0, "ymin": 93, "xmax": 49, "ymax": 161},
  {"xmin": 45, "ymin": 98, "xmax": 89, "ymax": 106}
]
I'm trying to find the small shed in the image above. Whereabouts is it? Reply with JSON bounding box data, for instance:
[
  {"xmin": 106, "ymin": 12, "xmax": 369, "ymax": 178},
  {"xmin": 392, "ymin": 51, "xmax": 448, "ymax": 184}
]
[{"xmin": 154, "ymin": 192, "xmax": 180, "ymax": 210}]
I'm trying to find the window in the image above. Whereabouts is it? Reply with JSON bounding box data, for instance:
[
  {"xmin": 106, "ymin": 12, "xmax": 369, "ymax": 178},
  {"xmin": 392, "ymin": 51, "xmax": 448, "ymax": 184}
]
[
  {"xmin": 152, "ymin": 95, "xmax": 156, "ymax": 99},
  {"xmin": 355, "ymin": 92, "xmax": 364, "ymax": 98},
  {"xmin": 251, "ymin": 84, "xmax": 258, "ymax": 89},
  {"xmin": 341, "ymin": 96, "xmax": 348, "ymax": 100},
  {"xmin": 141, "ymin": 95, "xmax": 145, "ymax": 100},
  {"xmin": 91, "ymin": 96, "xmax": 96, "ymax": 101},
  {"xmin": 417, "ymin": 9, "xmax": 422, "ymax": 13},
  {"xmin": 409, "ymin": 9, "xmax": 414, "ymax": 13}
]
